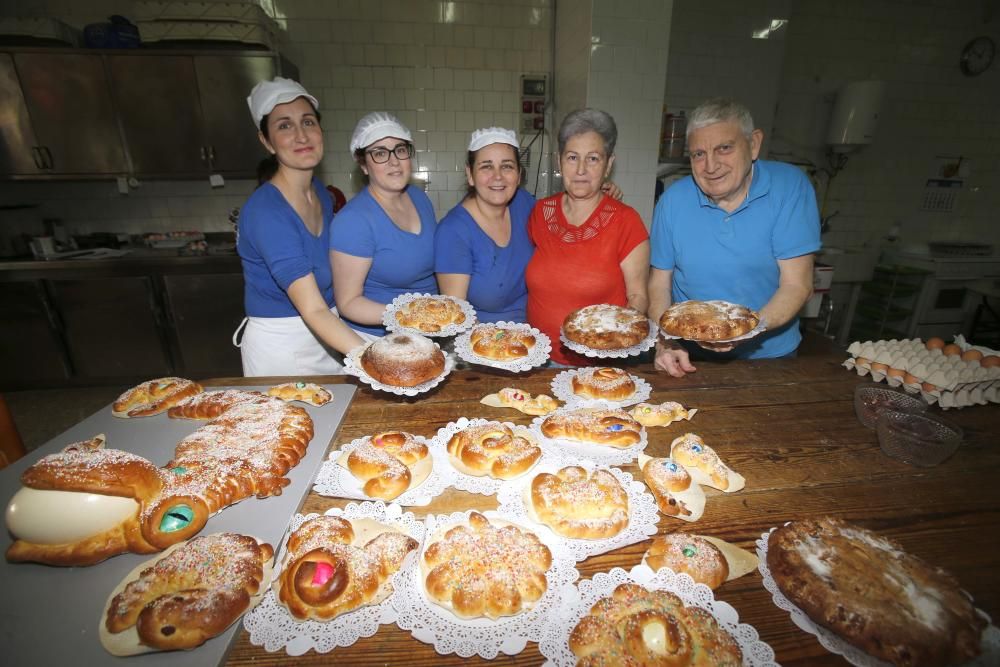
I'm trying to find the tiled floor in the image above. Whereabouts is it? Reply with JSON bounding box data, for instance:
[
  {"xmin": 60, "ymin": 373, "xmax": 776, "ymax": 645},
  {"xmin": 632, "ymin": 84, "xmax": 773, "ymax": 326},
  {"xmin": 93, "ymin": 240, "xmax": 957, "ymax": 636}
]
[{"xmin": 6, "ymin": 385, "xmax": 128, "ymax": 453}]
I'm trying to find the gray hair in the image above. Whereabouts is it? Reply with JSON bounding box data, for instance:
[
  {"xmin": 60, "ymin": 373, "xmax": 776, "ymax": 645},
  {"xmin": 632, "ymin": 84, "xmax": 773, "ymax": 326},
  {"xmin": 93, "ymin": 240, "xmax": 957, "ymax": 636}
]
[
  {"xmin": 557, "ymin": 108, "xmax": 617, "ymax": 155},
  {"xmin": 686, "ymin": 98, "xmax": 755, "ymax": 140}
]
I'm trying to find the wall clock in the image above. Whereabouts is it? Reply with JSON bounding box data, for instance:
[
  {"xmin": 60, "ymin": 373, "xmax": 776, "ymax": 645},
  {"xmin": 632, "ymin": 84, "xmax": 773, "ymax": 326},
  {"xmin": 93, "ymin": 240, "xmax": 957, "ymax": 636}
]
[{"xmin": 960, "ymin": 35, "xmax": 995, "ymax": 76}]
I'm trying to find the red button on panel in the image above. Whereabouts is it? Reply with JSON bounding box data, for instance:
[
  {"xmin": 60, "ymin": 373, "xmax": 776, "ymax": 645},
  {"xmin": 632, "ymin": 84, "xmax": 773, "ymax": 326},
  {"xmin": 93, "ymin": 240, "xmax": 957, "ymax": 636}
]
[{"xmin": 522, "ymin": 99, "xmax": 533, "ymax": 113}]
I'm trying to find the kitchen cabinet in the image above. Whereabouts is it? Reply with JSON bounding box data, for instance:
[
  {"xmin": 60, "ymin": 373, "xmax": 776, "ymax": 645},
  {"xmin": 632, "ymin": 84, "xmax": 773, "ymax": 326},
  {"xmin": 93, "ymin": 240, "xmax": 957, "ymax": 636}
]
[
  {"xmin": 47, "ymin": 276, "xmax": 173, "ymax": 380},
  {"xmin": 0, "ymin": 281, "xmax": 71, "ymax": 385},
  {"xmin": 108, "ymin": 53, "xmax": 275, "ymax": 177},
  {"xmin": 0, "ymin": 48, "xmax": 288, "ymax": 180},
  {"xmin": 162, "ymin": 273, "xmax": 244, "ymax": 377},
  {"xmin": 0, "ymin": 54, "xmax": 41, "ymax": 175},
  {"xmin": 13, "ymin": 52, "xmax": 127, "ymax": 175}
]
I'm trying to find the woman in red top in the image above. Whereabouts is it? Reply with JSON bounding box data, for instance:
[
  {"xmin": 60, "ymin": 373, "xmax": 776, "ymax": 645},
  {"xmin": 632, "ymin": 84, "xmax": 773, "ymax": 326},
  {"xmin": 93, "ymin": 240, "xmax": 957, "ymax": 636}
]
[{"xmin": 526, "ymin": 108, "xmax": 650, "ymax": 365}]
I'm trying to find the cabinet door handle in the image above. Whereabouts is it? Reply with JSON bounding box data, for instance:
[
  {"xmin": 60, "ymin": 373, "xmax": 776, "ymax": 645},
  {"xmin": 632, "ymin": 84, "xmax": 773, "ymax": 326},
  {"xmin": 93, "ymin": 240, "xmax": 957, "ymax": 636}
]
[
  {"xmin": 31, "ymin": 147, "xmax": 44, "ymax": 170},
  {"xmin": 200, "ymin": 146, "xmax": 208, "ymax": 163},
  {"xmin": 42, "ymin": 146, "xmax": 54, "ymax": 170},
  {"xmin": 208, "ymin": 145, "xmax": 216, "ymax": 162}
]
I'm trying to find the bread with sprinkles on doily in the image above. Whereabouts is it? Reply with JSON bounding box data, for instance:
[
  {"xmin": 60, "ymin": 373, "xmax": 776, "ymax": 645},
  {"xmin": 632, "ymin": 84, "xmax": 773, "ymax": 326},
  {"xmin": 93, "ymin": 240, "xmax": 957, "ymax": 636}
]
[
  {"xmin": 422, "ymin": 511, "xmax": 551, "ymax": 619},
  {"xmin": 529, "ymin": 466, "xmax": 629, "ymax": 540},
  {"xmin": 101, "ymin": 532, "xmax": 274, "ymax": 654},
  {"xmin": 569, "ymin": 582, "xmax": 742, "ymax": 665},
  {"xmin": 360, "ymin": 332, "xmax": 445, "ymax": 387},
  {"xmin": 767, "ymin": 516, "xmax": 986, "ymax": 667},
  {"xmin": 658, "ymin": 299, "xmax": 759, "ymax": 341},
  {"xmin": 540, "ymin": 408, "xmax": 643, "ymax": 448},
  {"xmin": 563, "ymin": 304, "xmax": 650, "ymax": 350},
  {"xmin": 276, "ymin": 516, "xmax": 417, "ymax": 621}
]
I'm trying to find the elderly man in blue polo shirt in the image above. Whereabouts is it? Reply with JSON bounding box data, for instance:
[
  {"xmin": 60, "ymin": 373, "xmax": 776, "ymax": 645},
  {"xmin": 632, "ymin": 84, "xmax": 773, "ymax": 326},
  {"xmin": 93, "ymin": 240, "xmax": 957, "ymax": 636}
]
[{"xmin": 648, "ymin": 98, "xmax": 821, "ymax": 376}]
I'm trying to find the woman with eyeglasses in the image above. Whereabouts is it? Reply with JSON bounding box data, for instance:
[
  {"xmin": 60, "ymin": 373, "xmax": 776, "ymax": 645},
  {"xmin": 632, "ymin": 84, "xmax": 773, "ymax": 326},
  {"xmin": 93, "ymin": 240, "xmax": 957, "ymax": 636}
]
[
  {"xmin": 525, "ymin": 108, "xmax": 650, "ymax": 365},
  {"xmin": 235, "ymin": 77, "xmax": 364, "ymax": 376},
  {"xmin": 330, "ymin": 112, "xmax": 437, "ymax": 337}
]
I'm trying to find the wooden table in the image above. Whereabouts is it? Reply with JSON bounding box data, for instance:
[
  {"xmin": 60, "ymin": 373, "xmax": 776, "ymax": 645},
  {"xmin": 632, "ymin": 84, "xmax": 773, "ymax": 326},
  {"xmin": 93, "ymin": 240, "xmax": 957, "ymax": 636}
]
[{"xmin": 221, "ymin": 336, "xmax": 1000, "ymax": 666}]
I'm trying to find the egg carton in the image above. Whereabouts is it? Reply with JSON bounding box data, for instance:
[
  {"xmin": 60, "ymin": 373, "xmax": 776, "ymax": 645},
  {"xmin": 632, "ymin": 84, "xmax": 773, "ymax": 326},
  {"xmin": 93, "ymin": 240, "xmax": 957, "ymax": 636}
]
[{"xmin": 843, "ymin": 337, "xmax": 1000, "ymax": 409}]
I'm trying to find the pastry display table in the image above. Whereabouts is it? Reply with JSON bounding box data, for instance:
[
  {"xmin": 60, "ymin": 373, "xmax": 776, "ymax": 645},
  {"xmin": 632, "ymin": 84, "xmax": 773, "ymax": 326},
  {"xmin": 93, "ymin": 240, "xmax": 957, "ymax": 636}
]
[{"xmin": 216, "ymin": 340, "xmax": 1000, "ymax": 666}]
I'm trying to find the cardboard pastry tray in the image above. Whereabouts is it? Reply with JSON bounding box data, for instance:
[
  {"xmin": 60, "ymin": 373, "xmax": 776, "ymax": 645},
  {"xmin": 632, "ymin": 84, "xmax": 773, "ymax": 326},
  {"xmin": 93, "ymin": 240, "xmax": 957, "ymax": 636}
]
[{"xmin": 0, "ymin": 384, "xmax": 354, "ymax": 666}]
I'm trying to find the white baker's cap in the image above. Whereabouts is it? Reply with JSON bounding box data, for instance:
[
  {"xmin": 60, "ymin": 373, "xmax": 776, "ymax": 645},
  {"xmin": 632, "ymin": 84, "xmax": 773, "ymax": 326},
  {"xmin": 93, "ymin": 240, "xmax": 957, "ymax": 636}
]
[
  {"xmin": 468, "ymin": 127, "xmax": 519, "ymax": 152},
  {"xmin": 247, "ymin": 77, "xmax": 319, "ymax": 126},
  {"xmin": 350, "ymin": 111, "xmax": 412, "ymax": 154}
]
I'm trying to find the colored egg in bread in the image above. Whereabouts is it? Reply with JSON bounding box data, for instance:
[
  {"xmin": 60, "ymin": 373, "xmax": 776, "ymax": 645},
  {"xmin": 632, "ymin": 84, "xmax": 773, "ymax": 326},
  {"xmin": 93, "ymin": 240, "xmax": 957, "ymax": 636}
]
[
  {"xmin": 925, "ymin": 337, "xmax": 945, "ymax": 351},
  {"xmin": 5, "ymin": 487, "xmax": 139, "ymax": 545},
  {"xmin": 981, "ymin": 356, "xmax": 1000, "ymax": 368},
  {"xmin": 961, "ymin": 349, "xmax": 984, "ymax": 362},
  {"xmin": 942, "ymin": 344, "xmax": 962, "ymax": 356}
]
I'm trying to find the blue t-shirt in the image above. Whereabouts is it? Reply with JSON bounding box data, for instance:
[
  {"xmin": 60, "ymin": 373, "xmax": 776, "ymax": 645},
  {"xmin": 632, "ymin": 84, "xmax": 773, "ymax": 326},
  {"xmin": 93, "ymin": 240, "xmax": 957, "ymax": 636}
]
[
  {"xmin": 330, "ymin": 184, "xmax": 438, "ymax": 336},
  {"xmin": 434, "ymin": 188, "xmax": 536, "ymax": 323},
  {"xmin": 650, "ymin": 159, "xmax": 821, "ymax": 358},
  {"xmin": 237, "ymin": 180, "xmax": 335, "ymax": 318}
]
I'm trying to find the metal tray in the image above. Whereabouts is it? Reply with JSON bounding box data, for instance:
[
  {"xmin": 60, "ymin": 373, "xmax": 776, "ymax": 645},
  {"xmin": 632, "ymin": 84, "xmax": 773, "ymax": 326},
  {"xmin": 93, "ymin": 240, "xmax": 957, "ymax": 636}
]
[{"xmin": 0, "ymin": 383, "xmax": 354, "ymax": 665}]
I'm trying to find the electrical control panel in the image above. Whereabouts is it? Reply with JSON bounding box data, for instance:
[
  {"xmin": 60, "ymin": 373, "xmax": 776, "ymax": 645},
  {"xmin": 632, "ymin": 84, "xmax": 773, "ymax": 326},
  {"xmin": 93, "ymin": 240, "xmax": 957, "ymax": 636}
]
[{"xmin": 520, "ymin": 74, "xmax": 547, "ymax": 135}]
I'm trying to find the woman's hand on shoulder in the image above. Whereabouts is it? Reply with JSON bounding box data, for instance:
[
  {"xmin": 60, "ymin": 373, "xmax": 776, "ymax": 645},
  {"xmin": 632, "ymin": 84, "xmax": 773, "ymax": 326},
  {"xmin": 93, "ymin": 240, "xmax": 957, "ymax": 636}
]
[
  {"xmin": 601, "ymin": 180, "xmax": 624, "ymax": 201},
  {"xmin": 654, "ymin": 339, "xmax": 696, "ymax": 377}
]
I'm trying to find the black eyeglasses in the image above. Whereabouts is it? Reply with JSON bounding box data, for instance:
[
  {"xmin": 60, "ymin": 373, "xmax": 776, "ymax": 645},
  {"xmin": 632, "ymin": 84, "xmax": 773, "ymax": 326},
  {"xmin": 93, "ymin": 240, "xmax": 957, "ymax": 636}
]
[{"xmin": 366, "ymin": 143, "xmax": 413, "ymax": 164}]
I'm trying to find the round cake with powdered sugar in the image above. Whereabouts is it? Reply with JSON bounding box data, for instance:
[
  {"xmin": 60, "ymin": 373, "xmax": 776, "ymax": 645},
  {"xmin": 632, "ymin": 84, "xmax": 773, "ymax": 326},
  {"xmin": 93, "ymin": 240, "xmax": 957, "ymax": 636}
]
[
  {"xmin": 360, "ymin": 332, "xmax": 445, "ymax": 387},
  {"xmin": 571, "ymin": 367, "xmax": 636, "ymax": 400},
  {"xmin": 562, "ymin": 304, "xmax": 650, "ymax": 350},
  {"xmin": 767, "ymin": 516, "xmax": 986, "ymax": 667},
  {"xmin": 659, "ymin": 300, "xmax": 759, "ymax": 341}
]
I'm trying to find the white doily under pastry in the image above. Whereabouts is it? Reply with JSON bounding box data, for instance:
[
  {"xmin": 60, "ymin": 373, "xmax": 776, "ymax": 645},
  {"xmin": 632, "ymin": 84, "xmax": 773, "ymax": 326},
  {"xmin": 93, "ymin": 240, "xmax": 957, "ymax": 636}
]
[
  {"xmin": 495, "ymin": 461, "xmax": 658, "ymax": 563},
  {"xmin": 344, "ymin": 342, "xmax": 455, "ymax": 396},
  {"xmin": 243, "ymin": 502, "xmax": 425, "ymax": 656},
  {"xmin": 432, "ymin": 417, "xmax": 568, "ymax": 496},
  {"xmin": 560, "ymin": 318, "xmax": 658, "ymax": 358},
  {"xmin": 392, "ymin": 509, "xmax": 579, "ymax": 659},
  {"xmin": 453, "ymin": 321, "xmax": 552, "ymax": 372},
  {"xmin": 550, "ymin": 368, "xmax": 651, "ymax": 409},
  {"xmin": 756, "ymin": 526, "xmax": 1000, "ymax": 667},
  {"xmin": 382, "ymin": 292, "xmax": 477, "ymax": 337},
  {"xmin": 539, "ymin": 563, "xmax": 778, "ymax": 666},
  {"xmin": 529, "ymin": 409, "xmax": 648, "ymax": 466},
  {"xmin": 659, "ymin": 314, "xmax": 768, "ymax": 344},
  {"xmin": 311, "ymin": 435, "xmax": 450, "ymax": 507}
]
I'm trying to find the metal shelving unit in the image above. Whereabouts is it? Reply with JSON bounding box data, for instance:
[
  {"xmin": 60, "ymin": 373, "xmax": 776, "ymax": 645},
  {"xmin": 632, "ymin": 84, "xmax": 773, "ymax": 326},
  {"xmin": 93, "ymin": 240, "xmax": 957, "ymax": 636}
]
[{"xmin": 848, "ymin": 264, "xmax": 931, "ymax": 341}]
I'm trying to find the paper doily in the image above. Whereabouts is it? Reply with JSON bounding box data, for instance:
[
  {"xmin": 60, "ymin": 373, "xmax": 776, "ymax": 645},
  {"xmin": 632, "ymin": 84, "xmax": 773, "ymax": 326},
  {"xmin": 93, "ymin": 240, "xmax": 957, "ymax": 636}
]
[
  {"xmin": 432, "ymin": 417, "xmax": 568, "ymax": 496},
  {"xmin": 453, "ymin": 321, "xmax": 552, "ymax": 372},
  {"xmin": 559, "ymin": 318, "xmax": 658, "ymax": 358},
  {"xmin": 550, "ymin": 368, "xmax": 651, "ymax": 409},
  {"xmin": 344, "ymin": 342, "xmax": 455, "ymax": 396},
  {"xmin": 529, "ymin": 409, "xmax": 648, "ymax": 466},
  {"xmin": 495, "ymin": 461, "xmax": 658, "ymax": 563},
  {"xmin": 539, "ymin": 563, "xmax": 778, "ymax": 666},
  {"xmin": 392, "ymin": 509, "xmax": 579, "ymax": 659},
  {"xmin": 243, "ymin": 502, "xmax": 425, "ymax": 656},
  {"xmin": 312, "ymin": 435, "xmax": 450, "ymax": 507},
  {"xmin": 382, "ymin": 293, "xmax": 477, "ymax": 337},
  {"xmin": 756, "ymin": 526, "xmax": 1000, "ymax": 666}
]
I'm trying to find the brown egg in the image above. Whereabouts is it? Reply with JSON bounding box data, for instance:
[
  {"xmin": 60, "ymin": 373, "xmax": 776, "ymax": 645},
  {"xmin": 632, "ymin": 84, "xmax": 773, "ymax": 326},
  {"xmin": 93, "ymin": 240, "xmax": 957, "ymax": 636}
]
[
  {"xmin": 903, "ymin": 372, "xmax": 921, "ymax": 384},
  {"xmin": 870, "ymin": 362, "xmax": 889, "ymax": 373},
  {"xmin": 942, "ymin": 344, "xmax": 962, "ymax": 357},
  {"xmin": 921, "ymin": 381, "xmax": 938, "ymax": 392},
  {"xmin": 925, "ymin": 337, "xmax": 945, "ymax": 351},
  {"xmin": 961, "ymin": 349, "xmax": 984, "ymax": 362},
  {"xmin": 981, "ymin": 356, "xmax": 1000, "ymax": 368},
  {"xmin": 886, "ymin": 367, "xmax": 906, "ymax": 379},
  {"xmin": 856, "ymin": 356, "xmax": 870, "ymax": 366}
]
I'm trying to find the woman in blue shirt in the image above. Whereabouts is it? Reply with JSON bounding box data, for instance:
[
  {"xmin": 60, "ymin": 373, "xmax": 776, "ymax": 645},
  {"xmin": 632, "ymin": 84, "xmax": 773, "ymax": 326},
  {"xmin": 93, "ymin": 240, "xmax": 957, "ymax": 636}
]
[
  {"xmin": 435, "ymin": 128, "xmax": 535, "ymax": 323},
  {"xmin": 236, "ymin": 78, "xmax": 363, "ymax": 375},
  {"xmin": 330, "ymin": 112, "xmax": 437, "ymax": 337}
]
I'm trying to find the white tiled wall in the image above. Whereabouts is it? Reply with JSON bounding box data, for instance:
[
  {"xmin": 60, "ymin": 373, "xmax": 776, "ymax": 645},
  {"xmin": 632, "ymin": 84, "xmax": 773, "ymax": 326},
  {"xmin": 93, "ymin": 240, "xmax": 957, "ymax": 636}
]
[
  {"xmin": 772, "ymin": 0, "xmax": 1000, "ymax": 251},
  {"xmin": 586, "ymin": 0, "xmax": 672, "ymax": 225},
  {"xmin": 662, "ymin": 0, "xmax": 792, "ymax": 159}
]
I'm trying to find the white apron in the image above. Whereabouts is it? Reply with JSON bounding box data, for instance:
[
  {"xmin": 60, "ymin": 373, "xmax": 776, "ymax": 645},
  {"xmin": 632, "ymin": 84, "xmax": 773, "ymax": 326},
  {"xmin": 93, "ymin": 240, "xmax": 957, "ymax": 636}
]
[{"xmin": 233, "ymin": 311, "xmax": 346, "ymax": 377}]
